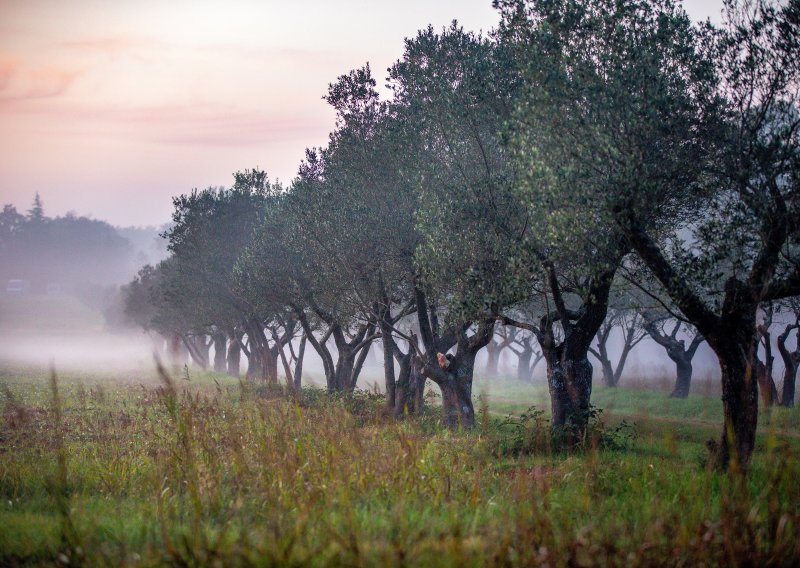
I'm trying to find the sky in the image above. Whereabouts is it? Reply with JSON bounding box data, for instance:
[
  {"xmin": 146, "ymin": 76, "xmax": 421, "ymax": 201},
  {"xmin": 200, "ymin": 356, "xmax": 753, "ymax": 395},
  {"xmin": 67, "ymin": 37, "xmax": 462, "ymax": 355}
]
[{"xmin": 0, "ymin": 0, "xmax": 725, "ymax": 227}]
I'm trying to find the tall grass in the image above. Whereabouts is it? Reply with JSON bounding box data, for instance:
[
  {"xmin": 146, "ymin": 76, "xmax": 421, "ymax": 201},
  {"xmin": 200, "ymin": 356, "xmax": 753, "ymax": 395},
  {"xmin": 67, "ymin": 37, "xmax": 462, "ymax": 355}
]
[{"xmin": 1, "ymin": 367, "xmax": 799, "ymax": 566}]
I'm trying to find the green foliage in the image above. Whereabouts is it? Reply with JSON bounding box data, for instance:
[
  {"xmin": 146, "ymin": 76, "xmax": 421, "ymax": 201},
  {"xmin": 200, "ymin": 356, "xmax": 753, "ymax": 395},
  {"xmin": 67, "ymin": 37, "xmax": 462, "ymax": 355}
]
[
  {"xmin": 389, "ymin": 23, "xmax": 530, "ymax": 323},
  {"xmin": 491, "ymin": 404, "xmax": 636, "ymax": 457},
  {"xmin": 494, "ymin": 405, "xmax": 550, "ymax": 456}
]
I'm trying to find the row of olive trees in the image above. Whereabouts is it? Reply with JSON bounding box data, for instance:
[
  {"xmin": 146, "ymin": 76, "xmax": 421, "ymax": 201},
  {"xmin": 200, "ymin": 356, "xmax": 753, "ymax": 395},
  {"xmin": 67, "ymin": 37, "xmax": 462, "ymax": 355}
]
[
  {"xmin": 566, "ymin": 296, "xmax": 800, "ymax": 404},
  {"xmin": 124, "ymin": 0, "xmax": 799, "ymax": 471}
]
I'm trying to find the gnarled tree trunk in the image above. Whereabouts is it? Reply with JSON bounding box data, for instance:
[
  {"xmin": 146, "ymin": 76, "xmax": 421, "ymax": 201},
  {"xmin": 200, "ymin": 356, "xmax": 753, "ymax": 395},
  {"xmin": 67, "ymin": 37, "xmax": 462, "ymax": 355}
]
[
  {"xmin": 414, "ymin": 286, "xmax": 493, "ymax": 429},
  {"xmin": 515, "ymin": 347, "xmax": 533, "ymax": 382},
  {"xmin": 295, "ymin": 306, "xmax": 376, "ymax": 394},
  {"xmin": 756, "ymin": 325, "xmax": 778, "ymax": 408},
  {"xmin": 380, "ymin": 321, "xmax": 398, "ymax": 409},
  {"xmin": 547, "ymin": 355, "xmax": 593, "ymax": 437},
  {"xmin": 510, "ymin": 337, "xmax": 542, "ymax": 383},
  {"xmin": 712, "ymin": 332, "xmax": 759, "ymax": 473},
  {"xmin": 293, "ymin": 333, "xmax": 306, "ymax": 391},
  {"xmin": 226, "ymin": 329, "xmax": 242, "ymax": 377},
  {"xmin": 672, "ymin": 358, "xmax": 693, "ymax": 399},
  {"xmin": 393, "ymin": 349, "xmax": 415, "ymax": 416},
  {"xmin": 439, "ymin": 352, "xmax": 478, "ymax": 429},
  {"xmin": 778, "ymin": 323, "xmax": 799, "ymax": 407},
  {"xmin": 212, "ymin": 331, "xmax": 227, "ymax": 373},
  {"xmin": 644, "ymin": 319, "xmax": 704, "ymax": 399},
  {"xmin": 597, "ymin": 356, "xmax": 616, "ymax": 388},
  {"xmin": 541, "ymin": 266, "xmax": 616, "ymax": 444},
  {"xmin": 181, "ymin": 333, "xmax": 210, "ymax": 369},
  {"xmin": 168, "ymin": 332, "xmax": 188, "ymax": 371},
  {"xmin": 485, "ymin": 338, "xmax": 501, "ymax": 377}
]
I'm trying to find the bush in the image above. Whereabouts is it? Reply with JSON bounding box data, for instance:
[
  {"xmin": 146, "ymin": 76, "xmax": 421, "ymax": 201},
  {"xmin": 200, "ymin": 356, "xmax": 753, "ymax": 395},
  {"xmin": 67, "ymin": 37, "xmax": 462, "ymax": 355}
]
[{"xmin": 492, "ymin": 404, "xmax": 637, "ymax": 457}]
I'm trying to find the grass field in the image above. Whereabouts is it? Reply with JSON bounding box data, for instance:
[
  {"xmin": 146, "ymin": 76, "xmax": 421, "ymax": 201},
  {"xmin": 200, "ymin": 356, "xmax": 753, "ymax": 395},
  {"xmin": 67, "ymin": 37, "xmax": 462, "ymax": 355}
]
[{"xmin": 2, "ymin": 365, "xmax": 799, "ymax": 566}]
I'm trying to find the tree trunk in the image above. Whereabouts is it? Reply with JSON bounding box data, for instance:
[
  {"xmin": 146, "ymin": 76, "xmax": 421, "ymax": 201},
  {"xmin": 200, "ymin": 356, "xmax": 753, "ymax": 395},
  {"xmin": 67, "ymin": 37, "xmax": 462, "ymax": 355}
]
[
  {"xmin": 276, "ymin": 338, "xmax": 295, "ymax": 390},
  {"xmin": 592, "ymin": 337, "xmax": 618, "ymax": 388},
  {"xmin": 353, "ymin": 339, "xmax": 372, "ymax": 388},
  {"xmin": 245, "ymin": 343, "xmax": 261, "ymax": 380},
  {"xmin": 326, "ymin": 342, "xmax": 372, "ymax": 393},
  {"xmin": 620, "ymin": 205, "xmax": 791, "ymax": 472},
  {"xmin": 412, "ymin": 359, "xmax": 426, "ymax": 414},
  {"xmin": 212, "ymin": 332, "xmax": 227, "ymax": 373},
  {"xmin": 756, "ymin": 360, "xmax": 779, "ymax": 408},
  {"xmin": 756, "ymin": 329, "xmax": 778, "ymax": 408},
  {"xmin": 413, "ymin": 286, "xmax": 493, "ymax": 429},
  {"xmin": 781, "ymin": 363, "xmax": 797, "ymax": 408},
  {"xmin": 294, "ymin": 333, "xmax": 306, "ymax": 391},
  {"xmin": 712, "ymin": 336, "xmax": 759, "ymax": 472},
  {"xmin": 599, "ymin": 357, "xmax": 615, "ymax": 388},
  {"xmin": 226, "ymin": 331, "xmax": 241, "ymax": 377},
  {"xmin": 168, "ymin": 333, "xmax": 188, "ymax": 371},
  {"xmin": 485, "ymin": 339, "xmax": 501, "ymax": 377},
  {"xmin": 671, "ymin": 357, "xmax": 692, "ymax": 398},
  {"xmin": 393, "ymin": 352, "xmax": 414, "ymax": 417},
  {"xmin": 182, "ymin": 334, "xmax": 209, "ymax": 369},
  {"xmin": 264, "ymin": 347, "xmax": 279, "ymax": 385},
  {"xmin": 516, "ymin": 349, "xmax": 533, "ymax": 382},
  {"xmin": 612, "ymin": 343, "xmax": 636, "ymax": 387},
  {"xmin": 777, "ymin": 325, "xmax": 798, "ymax": 407},
  {"xmin": 645, "ymin": 320, "xmax": 704, "ymax": 400},
  {"xmin": 439, "ymin": 352, "xmax": 477, "ymax": 429},
  {"xmin": 243, "ymin": 320, "xmax": 270, "ymax": 382},
  {"xmin": 333, "ymin": 355, "xmax": 355, "ymax": 392},
  {"xmin": 381, "ymin": 323, "xmax": 397, "ymax": 410},
  {"xmin": 547, "ymin": 355, "xmax": 593, "ymax": 444},
  {"xmin": 295, "ymin": 308, "xmax": 374, "ymax": 394}
]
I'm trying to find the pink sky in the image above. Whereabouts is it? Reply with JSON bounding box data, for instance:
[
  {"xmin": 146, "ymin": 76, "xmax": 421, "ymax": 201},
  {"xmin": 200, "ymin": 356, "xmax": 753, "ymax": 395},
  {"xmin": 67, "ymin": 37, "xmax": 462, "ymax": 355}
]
[{"xmin": 0, "ymin": 0, "xmax": 724, "ymax": 227}]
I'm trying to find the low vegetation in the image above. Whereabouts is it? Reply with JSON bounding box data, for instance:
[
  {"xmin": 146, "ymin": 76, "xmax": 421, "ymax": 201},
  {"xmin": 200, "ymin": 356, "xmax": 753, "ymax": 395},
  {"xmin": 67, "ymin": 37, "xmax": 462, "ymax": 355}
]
[{"xmin": 2, "ymin": 367, "xmax": 799, "ymax": 566}]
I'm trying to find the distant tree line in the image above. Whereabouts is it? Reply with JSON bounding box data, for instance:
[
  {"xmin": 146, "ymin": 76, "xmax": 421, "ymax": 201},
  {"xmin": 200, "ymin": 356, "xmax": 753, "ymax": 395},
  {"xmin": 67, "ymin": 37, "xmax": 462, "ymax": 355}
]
[
  {"xmin": 1, "ymin": 194, "xmax": 136, "ymax": 288},
  {"xmin": 124, "ymin": 0, "xmax": 800, "ymax": 472},
  {"xmin": 0, "ymin": 194, "xmax": 169, "ymax": 329}
]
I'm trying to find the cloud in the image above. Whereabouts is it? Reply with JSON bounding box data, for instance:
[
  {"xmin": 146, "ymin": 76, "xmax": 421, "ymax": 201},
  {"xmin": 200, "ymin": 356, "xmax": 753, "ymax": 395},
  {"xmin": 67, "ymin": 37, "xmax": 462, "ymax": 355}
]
[
  {"xmin": 0, "ymin": 59, "xmax": 80, "ymax": 102},
  {"xmin": 25, "ymin": 67, "xmax": 80, "ymax": 99},
  {"xmin": 61, "ymin": 37, "xmax": 142, "ymax": 52},
  {"xmin": 99, "ymin": 103, "xmax": 327, "ymax": 147},
  {"xmin": 194, "ymin": 43, "xmax": 347, "ymax": 68},
  {"xmin": 4, "ymin": 98, "xmax": 330, "ymax": 147},
  {"xmin": 59, "ymin": 35, "xmax": 168, "ymax": 57},
  {"xmin": 57, "ymin": 35, "xmax": 338, "ymax": 68},
  {"xmin": 0, "ymin": 58, "xmax": 17, "ymax": 91}
]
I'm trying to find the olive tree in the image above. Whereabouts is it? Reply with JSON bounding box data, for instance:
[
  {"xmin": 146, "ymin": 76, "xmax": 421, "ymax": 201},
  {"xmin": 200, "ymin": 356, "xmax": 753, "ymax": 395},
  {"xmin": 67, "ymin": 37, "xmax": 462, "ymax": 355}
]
[
  {"xmin": 391, "ymin": 22, "xmax": 630, "ymax": 438},
  {"xmin": 496, "ymin": 0, "xmax": 800, "ymax": 469}
]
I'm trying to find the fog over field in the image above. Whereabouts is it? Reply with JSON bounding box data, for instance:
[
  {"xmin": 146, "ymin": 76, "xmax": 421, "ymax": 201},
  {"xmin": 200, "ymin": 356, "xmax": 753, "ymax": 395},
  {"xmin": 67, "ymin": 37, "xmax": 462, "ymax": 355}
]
[
  {"xmin": 0, "ymin": 193, "xmax": 785, "ymax": 392},
  {"xmin": 0, "ymin": 285, "xmax": 734, "ymax": 392}
]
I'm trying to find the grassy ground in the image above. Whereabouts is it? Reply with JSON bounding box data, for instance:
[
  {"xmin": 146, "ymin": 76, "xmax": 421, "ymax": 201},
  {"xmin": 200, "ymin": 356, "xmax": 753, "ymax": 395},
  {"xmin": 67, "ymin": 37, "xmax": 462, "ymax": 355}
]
[{"xmin": 2, "ymin": 366, "xmax": 799, "ymax": 566}]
